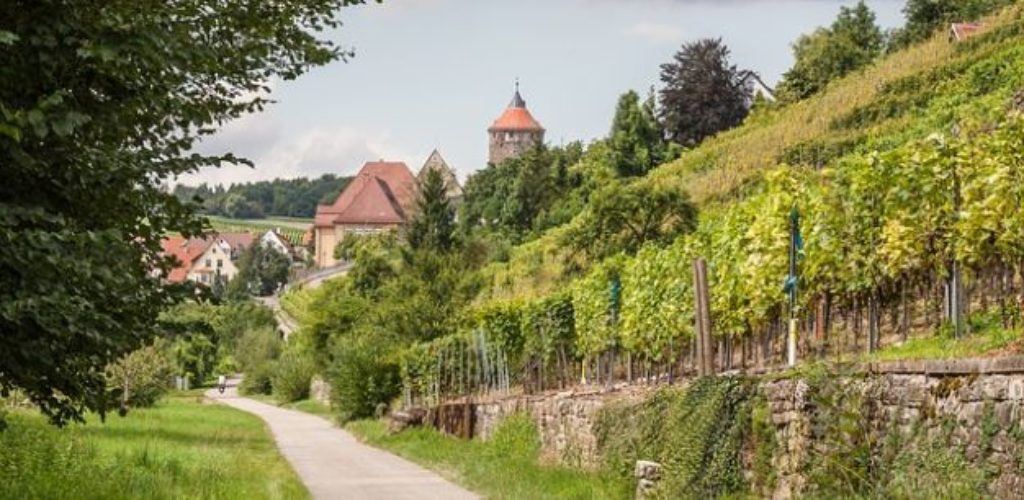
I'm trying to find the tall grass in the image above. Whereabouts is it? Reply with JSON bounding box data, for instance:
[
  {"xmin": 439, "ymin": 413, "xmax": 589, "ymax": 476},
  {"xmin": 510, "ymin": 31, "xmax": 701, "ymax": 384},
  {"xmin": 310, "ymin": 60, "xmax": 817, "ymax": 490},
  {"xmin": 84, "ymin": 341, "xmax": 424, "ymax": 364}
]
[{"xmin": 0, "ymin": 391, "xmax": 307, "ymax": 500}]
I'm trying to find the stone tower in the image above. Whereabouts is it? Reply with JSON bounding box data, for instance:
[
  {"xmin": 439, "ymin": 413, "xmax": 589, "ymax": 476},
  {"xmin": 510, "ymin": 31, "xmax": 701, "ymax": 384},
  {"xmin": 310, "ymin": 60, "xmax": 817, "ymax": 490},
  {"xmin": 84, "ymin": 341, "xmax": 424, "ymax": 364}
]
[{"xmin": 488, "ymin": 82, "xmax": 545, "ymax": 164}]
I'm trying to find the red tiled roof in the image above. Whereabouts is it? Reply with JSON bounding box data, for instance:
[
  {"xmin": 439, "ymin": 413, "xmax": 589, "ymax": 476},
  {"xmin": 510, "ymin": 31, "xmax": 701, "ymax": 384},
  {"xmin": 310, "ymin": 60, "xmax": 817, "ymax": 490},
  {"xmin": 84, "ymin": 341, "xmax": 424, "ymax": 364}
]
[
  {"xmin": 315, "ymin": 161, "xmax": 417, "ymax": 227},
  {"xmin": 951, "ymin": 22, "xmax": 983, "ymax": 41},
  {"xmin": 489, "ymin": 107, "xmax": 544, "ymax": 132},
  {"xmin": 216, "ymin": 232, "xmax": 254, "ymax": 251},
  {"xmin": 160, "ymin": 236, "xmax": 212, "ymax": 283}
]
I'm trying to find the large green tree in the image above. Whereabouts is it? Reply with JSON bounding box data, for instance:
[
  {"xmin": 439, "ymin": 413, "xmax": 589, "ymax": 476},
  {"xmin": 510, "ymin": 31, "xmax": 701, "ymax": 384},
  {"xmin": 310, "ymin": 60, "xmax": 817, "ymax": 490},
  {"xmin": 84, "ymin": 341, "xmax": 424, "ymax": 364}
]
[
  {"xmin": 0, "ymin": 0, "xmax": 369, "ymax": 424},
  {"xmin": 567, "ymin": 181, "xmax": 698, "ymax": 260},
  {"xmin": 608, "ymin": 90, "xmax": 674, "ymax": 177},
  {"xmin": 228, "ymin": 243, "xmax": 291, "ymax": 298},
  {"xmin": 777, "ymin": 1, "xmax": 884, "ymax": 101}
]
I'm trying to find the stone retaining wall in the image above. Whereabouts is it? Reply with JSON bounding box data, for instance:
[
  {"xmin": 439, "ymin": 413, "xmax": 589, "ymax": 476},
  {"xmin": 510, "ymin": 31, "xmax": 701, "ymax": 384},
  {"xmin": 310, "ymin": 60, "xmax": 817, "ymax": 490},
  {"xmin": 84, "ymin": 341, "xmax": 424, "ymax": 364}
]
[
  {"xmin": 473, "ymin": 389, "xmax": 648, "ymax": 467},
  {"xmin": 470, "ymin": 357, "xmax": 1024, "ymax": 498},
  {"xmin": 764, "ymin": 357, "xmax": 1024, "ymax": 499}
]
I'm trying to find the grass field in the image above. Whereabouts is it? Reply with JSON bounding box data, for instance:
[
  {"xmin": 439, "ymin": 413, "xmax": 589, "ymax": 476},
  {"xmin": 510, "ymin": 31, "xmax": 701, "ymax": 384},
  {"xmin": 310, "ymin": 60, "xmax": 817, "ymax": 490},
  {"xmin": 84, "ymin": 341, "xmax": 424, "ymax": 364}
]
[
  {"xmin": 346, "ymin": 417, "xmax": 630, "ymax": 500},
  {"xmin": 0, "ymin": 390, "xmax": 307, "ymax": 500}
]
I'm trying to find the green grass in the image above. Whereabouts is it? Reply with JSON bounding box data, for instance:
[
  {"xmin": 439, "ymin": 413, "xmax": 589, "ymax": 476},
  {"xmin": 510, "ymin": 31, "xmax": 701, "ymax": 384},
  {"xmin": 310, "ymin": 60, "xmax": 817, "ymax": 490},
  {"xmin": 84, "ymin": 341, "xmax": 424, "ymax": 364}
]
[
  {"xmin": 0, "ymin": 391, "xmax": 307, "ymax": 500},
  {"xmin": 871, "ymin": 325, "xmax": 1022, "ymax": 362},
  {"xmin": 346, "ymin": 416, "xmax": 631, "ymax": 500}
]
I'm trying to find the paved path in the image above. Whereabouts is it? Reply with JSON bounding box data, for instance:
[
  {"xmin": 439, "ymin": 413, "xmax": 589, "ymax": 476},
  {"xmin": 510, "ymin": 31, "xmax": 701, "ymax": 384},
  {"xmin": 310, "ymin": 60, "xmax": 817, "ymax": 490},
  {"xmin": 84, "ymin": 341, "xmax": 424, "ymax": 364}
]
[
  {"xmin": 255, "ymin": 295, "xmax": 300, "ymax": 340},
  {"xmin": 207, "ymin": 381, "xmax": 477, "ymax": 500}
]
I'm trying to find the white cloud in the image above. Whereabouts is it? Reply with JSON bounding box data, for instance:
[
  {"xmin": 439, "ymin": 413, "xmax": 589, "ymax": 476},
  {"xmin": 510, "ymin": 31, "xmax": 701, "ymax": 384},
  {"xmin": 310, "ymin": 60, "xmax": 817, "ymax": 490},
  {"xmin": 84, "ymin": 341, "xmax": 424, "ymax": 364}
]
[
  {"xmin": 624, "ymin": 22, "xmax": 685, "ymax": 45},
  {"xmin": 178, "ymin": 116, "xmax": 419, "ymax": 186}
]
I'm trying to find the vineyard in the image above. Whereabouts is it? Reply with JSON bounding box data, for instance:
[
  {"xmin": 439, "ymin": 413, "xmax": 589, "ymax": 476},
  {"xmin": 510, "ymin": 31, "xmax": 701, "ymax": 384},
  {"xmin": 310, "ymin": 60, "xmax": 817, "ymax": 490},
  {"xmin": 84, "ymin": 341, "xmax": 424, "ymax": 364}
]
[
  {"xmin": 394, "ymin": 6, "xmax": 1024, "ymax": 405},
  {"xmin": 206, "ymin": 215, "xmax": 311, "ymax": 246}
]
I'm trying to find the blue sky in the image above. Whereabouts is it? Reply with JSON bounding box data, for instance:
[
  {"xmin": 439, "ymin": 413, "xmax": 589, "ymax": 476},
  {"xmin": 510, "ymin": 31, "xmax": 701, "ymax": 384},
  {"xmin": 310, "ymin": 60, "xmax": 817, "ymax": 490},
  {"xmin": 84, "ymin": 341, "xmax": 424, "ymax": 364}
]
[{"xmin": 182, "ymin": 0, "xmax": 905, "ymax": 186}]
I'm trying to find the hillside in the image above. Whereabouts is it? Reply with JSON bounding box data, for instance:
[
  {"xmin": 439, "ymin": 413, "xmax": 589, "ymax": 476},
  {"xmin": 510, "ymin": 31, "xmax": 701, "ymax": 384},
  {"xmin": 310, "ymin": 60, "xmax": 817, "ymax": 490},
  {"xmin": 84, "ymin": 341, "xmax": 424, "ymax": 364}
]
[
  {"xmin": 281, "ymin": 1, "xmax": 1024, "ymax": 430},
  {"xmin": 384, "ymin": 4, "xmax": 1024, "ymax": 405},
  {"xmin": 478, "ymin": 5, "xmax": 1024, "ymax": 303}
]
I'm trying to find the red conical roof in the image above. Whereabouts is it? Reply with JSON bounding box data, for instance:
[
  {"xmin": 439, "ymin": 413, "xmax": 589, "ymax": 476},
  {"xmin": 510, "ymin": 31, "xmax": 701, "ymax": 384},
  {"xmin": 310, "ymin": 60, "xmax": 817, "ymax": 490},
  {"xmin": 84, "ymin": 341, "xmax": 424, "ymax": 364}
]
[{"xmin": 488, "ymin": 86, "xmax": 544, "ymax": 132}]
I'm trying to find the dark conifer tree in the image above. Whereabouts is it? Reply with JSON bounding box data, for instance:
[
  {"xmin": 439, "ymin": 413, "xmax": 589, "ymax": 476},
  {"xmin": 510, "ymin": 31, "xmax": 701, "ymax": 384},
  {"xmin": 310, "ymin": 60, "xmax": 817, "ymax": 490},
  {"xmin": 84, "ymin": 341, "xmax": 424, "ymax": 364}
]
[{"xmin": 408, "ymin": 169, "xmax": 456, "ymax": 252}]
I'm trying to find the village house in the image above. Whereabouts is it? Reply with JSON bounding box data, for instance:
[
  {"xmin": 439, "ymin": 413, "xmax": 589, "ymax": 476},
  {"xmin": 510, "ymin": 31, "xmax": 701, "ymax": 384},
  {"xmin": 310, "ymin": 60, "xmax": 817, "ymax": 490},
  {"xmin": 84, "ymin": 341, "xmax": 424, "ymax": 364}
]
[
  {"xmin": 160, "ymin": 232, "xmax": 254, "ymax": 285},
  {"xmin": 261, "ymin": 228, "xmax": 306, "ymax": 262}
]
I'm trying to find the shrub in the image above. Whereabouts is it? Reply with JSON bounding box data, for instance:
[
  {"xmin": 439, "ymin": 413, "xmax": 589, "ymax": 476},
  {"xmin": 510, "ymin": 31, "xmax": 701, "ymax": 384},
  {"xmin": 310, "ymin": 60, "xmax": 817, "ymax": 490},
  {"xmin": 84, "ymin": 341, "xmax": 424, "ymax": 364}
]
[
  {"xmin": 327, "ymin": 332, "xmax": 401, "ymax": 422},
  {"xmin": 105, "ymin": 340, "xmax": 175, "ymax": 411},
  {"xmin": 239, "ymin": 361, "xmax": 274, "ymax": 396},
  {"xmin": 235, "ymin": 326, "xmax": 282, "ymax": 372},
  {"xmin": 271, "ymin": 349, "xmax": 317, "ymax": 403}
]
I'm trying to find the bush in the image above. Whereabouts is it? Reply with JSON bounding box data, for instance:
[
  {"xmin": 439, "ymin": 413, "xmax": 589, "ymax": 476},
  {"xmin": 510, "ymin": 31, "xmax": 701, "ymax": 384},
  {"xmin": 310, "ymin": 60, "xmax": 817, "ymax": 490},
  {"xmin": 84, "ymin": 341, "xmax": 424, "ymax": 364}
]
[
  {"xmin": 239, "ymin": 362, "xmax": 275, "ymax": 396},
  {"xmin": 327, "ymin": 333, "xmax": 401, "ymax": 422},
  {"xmin": 235, "ymin": 326, "xmax": 282, "ymax": 372},
  {"xmin": 271, "ymin": 349, "xmax": 317, "ymax": 403},
  {"xmin": 105, "ymin": 340, "xmax": 175, "ymax": 411}
]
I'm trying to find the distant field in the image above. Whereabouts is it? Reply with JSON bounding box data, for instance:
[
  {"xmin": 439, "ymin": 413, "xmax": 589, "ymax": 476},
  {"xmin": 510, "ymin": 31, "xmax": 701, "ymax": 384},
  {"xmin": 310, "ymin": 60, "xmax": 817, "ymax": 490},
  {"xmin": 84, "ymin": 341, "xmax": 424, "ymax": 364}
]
[
  {"xmin": 0, "ymin": 391, "xmax": 308, "ymax": 499},
  {"xmin": 206, "ymin": 216, "xmax": 312, "ymax": 245}
]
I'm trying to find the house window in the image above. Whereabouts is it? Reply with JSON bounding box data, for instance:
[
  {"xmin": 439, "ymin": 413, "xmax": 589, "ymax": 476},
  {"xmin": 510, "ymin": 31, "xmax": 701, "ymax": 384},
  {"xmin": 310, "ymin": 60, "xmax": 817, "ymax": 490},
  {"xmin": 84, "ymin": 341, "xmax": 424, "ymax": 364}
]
[
  {"xmin": 205, "ymin": 259, "xmax": 212, "ymax": 268},
  {"xmin": 217, "ymin": 259, "xmax": 223, "ymax": 268}
]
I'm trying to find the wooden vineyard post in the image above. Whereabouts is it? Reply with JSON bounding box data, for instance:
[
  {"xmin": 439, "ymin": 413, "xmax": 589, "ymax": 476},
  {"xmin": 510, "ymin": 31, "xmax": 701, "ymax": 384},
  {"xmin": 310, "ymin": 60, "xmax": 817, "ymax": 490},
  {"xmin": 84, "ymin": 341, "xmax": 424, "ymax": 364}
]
[{"xmin": 693, "ymin": 258, "xmax": 715, "ymax": 376}]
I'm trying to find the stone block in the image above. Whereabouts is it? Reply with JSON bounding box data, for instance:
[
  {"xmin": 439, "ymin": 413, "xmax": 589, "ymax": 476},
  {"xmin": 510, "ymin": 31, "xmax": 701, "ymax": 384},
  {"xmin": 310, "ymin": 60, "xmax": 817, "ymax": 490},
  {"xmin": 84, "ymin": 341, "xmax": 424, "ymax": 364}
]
[
  {"xmin": 635, "ymin": 460, "xmax": 662, "ymax": 480},
  {"xmin": 1010, "ymin": 378, "xmax": 1024, "ymax": 400},
  {"xmin": 983, "ymin": 376, "xmax": 1010, "ymax": 400}
]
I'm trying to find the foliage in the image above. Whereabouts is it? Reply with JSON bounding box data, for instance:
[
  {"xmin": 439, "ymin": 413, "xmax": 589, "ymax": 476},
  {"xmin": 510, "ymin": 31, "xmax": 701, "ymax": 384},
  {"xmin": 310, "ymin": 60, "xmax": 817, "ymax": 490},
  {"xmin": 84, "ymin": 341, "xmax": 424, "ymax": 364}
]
[
  {"xmin": 346, "ymin": 416, "xmax": 630, "ymax": 500},
  {"xmin": 0, "ymin": 393, "xmax": 307, "ymax": 499},
  {"xmin": 240, "ymin": 362, "xmax": 276, "ymax": 396},
  {"xmin": 235, "ymin": 327, "xmax": 282, "ymax": 374},
  {"xmin": 658, "ymin": 38, "xmax": 752, "ymax": 146},
  {"xmin": 408, "ymin": 168, "xmax": 456, "ymax": 252},
  {"xmin": 0, "ymin": 0, "xmax": 368, "ymax": 425},
  {"xmin": 593, "ymin": 377, "xmax": 755, "ymax": 497},
  {"xmin": 567, "ymin": 180, "xmax": 697, "ymax": 260},
  {"xmin": 327, "ymin": 332, "xmax": 402, "ymax": 422},
  {"xmin": 459, "ymin": 142, "xmax": 585, "ymax": 241},
  {"xmin": 174, "ymin": 174, "xmax": 352, "ymax": 219},
  {"xmin": 619, "ymin": 240, "xmax": 694, "ymax": 363},
  {"xmin": 227, "ymin": 242, "xmax": 291, "ymax": 298},
  {"xmin": 777, "ymin": 1, "xmax": 884, "ymax": 102},
  {"xmin": 271, "ymin": 347, "xmax": 318, "ymax": 403},
  {"xmin": 572, "ymin": 257, "xmax": 627, "ymax": 359},
  {"xmin": 608, "ymin": 90, "xmax": 676, "ymax": 177},
  {"xmin": 104, "ymin": 339, "xmax": 176, "ymax": 412}
]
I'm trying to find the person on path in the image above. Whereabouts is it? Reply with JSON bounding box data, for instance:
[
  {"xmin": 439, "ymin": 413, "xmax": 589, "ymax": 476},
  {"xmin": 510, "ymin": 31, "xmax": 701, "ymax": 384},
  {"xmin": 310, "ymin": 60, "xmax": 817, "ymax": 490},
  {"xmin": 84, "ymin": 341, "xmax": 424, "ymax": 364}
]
[{"xmin": 218, "ymin": 374, "xmax": 227, "ymax": 393}]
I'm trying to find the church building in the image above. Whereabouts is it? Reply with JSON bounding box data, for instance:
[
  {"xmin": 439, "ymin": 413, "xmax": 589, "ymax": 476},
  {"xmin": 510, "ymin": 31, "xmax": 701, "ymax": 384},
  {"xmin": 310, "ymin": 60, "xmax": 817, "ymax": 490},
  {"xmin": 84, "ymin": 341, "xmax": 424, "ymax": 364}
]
[{"xmin": 312, "ymin": 153, "xmax": 461, "ymax": 268}]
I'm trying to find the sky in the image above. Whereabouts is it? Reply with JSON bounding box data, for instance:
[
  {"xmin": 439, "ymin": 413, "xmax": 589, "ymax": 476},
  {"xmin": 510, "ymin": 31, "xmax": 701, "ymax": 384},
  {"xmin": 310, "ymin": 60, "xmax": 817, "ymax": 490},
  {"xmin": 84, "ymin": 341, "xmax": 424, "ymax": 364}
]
[{"xmin": 180, "ymin": 0, "xmax": 906, "ymax": 187}]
